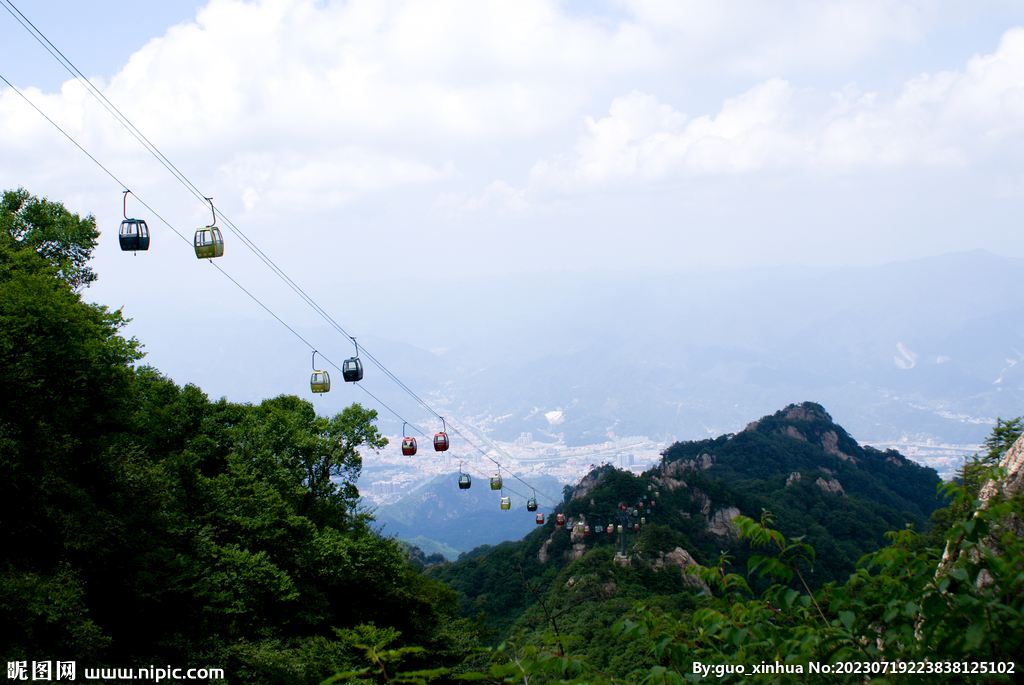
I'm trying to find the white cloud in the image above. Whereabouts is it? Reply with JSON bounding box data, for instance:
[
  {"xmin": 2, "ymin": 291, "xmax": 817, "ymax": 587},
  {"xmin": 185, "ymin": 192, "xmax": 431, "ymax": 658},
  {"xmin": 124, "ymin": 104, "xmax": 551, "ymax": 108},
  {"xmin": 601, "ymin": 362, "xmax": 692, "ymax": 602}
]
[
  {"xmin": 621, "ymin": 0, "xmax": 931, "ymax": 76},
  {"xmin": 456, "ymin": 180, "xmax": 527, "ymax": 213},
  {"xmin": 529, "ymin": 27, "xmax": 1024, "ymax": 191}
]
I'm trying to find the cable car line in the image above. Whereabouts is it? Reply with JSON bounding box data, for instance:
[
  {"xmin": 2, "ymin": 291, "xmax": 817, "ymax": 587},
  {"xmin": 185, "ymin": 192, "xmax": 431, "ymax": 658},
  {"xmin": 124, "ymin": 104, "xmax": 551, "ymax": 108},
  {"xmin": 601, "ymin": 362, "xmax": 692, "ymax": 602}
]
[
  {"xmin": 0, "ymin": 68, "xmax": 428, "ymax": 439},
  {"xmin": 0, "ymin": 0, "xmax": 214, "ymax": 210},
  {"xmin": 1, "ymin": 63, "xmax": 557, "ymax": 509},
  {"xmin": 1, "ymin": 4, "xmax": 565, "ymax": 506},
  {"xmin": 0, "ymin": 17, "xmax": 565, "ymax": 510}
]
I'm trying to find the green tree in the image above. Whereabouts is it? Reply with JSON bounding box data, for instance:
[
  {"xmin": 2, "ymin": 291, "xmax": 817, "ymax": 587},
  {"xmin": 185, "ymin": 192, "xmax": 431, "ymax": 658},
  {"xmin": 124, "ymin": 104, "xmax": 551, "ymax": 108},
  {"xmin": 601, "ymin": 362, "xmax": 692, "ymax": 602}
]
[
  {"xmin": 0, "ymin": 187, "xmax": 100, "ymax": 290},
  {"xmin": 0, "ymin": 189, "xmax": 141, "ymax": 660}
]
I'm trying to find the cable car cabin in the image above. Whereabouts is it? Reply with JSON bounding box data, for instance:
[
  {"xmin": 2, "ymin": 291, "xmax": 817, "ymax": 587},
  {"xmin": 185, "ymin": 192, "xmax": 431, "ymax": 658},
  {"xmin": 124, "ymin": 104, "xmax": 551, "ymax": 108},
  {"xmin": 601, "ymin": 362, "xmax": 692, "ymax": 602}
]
[
  {"xmin": 606, "ymin": 524, "xmax": 614, "ymax": 536},
  {"xmin": 640, "ymin": 517, "xmax": 646, "ymax": 525},
  {"xmin": 402, "ymin": 437, "xmax": 417, "ymax": 456},
  {"xmin": 118, "ymin": 219, "xmax": 150, "ymax": 252},
  {"xmin": 584, "ymin": 525, "xmax": 590, "ymax": 535},
  {"xmin": 535, "ymin": 513, "xmax": 544, "ymax": 525},
  {"xmin": 634, "ymin": 523, "xmax": 640, "ymax": 531},
  {"xmin": 500, "ymin": 496, "xmax": 511, "ymax": 510},
  {"xmin": 342, "ymin": 357, "xmax": 363, "ymax": 382},
  {"xmin": 194, "ymin": 227, "xmax": 224, "ymax": 259},
  {"xmin": 433, "ymin": 432, "xmax": 449, "ymax": 451},
  {"xmin": 458, "ymin": 473, "xmax": 471, "ymax": 489},
  {"xmin": 310, "ymin": 370, "xmax": 331, "ymax": 393},
  {"xmin": 526, "ymin": 498, "xmax": 537, "ymax": 512},
  {"xmin": 490, "ymin": 474, "xmax": 502, "ymax": 490},
  {"xmin": 617, "ymin": 524, "xmax": 624, "ymax": 534},
  {"xmin": 650, "ymin": 500, "xmax": 656, "ymax": 507},
  {"xmin": 555, "ymin": 513, "xmax": 566, "ymax": 526}
]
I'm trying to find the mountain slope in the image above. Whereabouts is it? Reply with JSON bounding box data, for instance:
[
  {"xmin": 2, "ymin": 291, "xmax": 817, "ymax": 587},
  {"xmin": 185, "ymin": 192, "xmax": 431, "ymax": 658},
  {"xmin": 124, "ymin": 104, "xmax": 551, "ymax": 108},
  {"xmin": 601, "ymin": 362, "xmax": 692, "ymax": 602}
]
[{"xmin": 428, "ymin": 402, "xmax": 943, "ymax": 641}]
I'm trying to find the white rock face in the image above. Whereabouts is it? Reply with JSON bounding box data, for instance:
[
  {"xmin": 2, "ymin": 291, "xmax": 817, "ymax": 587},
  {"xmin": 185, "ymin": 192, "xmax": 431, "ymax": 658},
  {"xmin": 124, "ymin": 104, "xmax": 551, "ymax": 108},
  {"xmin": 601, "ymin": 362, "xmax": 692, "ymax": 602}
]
[
  {"xmin": 538, "ymin": 538, "xmax": 552, "ymax": 564},
  {"xmin": 708, "ymin": 506, "xmax": 741, "ymax": 537},
  {"xmin": 654, "ymin": 547, "xmax": 709, "ymax": 591},
  {"xmin": 786, "ymin": 472, "xmax": 801, "ymax": 487},
  {"xmin": 820, "ymin": 430, "xmax": 855, "ymax": 462},
  {"xmin": 815, "ymin": 477, "xmax": 845, "ymax": 495},
  {"xmin": 980, "ymin": 434, "xmax": 1024, "ymax": 502}
]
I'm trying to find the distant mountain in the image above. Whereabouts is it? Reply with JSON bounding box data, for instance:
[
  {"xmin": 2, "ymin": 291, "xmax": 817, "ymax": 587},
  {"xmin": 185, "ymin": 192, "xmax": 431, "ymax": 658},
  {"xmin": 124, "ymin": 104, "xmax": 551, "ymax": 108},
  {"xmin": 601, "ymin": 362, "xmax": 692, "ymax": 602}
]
[
  {"xmin": 129, "ymin": 250, "xmax": 1024, "ymax": 448},
  {"xmin": 372, "ymin": 472, "xmax": 564, "ymax": 552},
  {"xmin": 428, "ymin": 402, "xmax": 943, "ymax": 640}
]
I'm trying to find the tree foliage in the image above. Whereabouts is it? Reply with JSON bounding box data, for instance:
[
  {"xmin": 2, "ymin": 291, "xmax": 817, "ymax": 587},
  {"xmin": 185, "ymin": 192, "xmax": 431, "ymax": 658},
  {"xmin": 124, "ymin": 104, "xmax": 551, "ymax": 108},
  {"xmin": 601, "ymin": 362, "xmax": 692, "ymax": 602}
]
[{"xmin": 0, "ymin": 188, "xmax": 478, "ymax": 684}]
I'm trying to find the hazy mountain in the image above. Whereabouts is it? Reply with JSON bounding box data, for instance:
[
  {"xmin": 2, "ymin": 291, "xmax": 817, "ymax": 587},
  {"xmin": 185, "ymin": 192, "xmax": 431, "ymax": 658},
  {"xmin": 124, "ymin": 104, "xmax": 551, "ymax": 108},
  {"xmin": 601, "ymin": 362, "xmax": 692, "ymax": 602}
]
[
  {"xmin": 125, "ymin": 250, "xmax": 1024, "ymax": 448},
  {"xmin": 373, "ymin": 473, "xmax": 564, "ymax": 552}
]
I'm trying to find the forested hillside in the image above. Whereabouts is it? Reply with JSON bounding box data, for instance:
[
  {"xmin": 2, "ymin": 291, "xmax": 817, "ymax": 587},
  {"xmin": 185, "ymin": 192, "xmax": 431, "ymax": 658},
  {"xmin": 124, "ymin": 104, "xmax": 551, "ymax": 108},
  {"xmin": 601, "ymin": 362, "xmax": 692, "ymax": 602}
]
[
  {"xmin": 0, "ymin": 189, "xmax": 478, "ymax": 681},
  {"xmin": 428, "ymin": 403, "xmax": 943, "ymax": 646}
]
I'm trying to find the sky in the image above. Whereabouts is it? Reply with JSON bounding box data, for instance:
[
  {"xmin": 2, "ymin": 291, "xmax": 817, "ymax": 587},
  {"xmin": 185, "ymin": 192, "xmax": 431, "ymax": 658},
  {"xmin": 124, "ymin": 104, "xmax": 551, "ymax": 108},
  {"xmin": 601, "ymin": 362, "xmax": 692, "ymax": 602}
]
[{"xmin": 3, "ymin": 0, "xmax": 1024, "ymax": 394}]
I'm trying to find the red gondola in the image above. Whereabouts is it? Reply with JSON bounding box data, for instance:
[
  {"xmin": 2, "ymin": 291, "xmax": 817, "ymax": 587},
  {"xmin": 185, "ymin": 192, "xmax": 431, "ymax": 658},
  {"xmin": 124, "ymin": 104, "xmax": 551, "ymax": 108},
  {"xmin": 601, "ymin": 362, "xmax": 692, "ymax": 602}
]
[
  {"xmin": 434, "ymin": 417, "xmax": 449, "ymax": 451},
  {"xmin": 555, "ymin": 513, "xmax": 566, "ymax": 526},
  {"xmin": 536, "ymin": 513, "xmax": 545, "ymax": 525},
  {"xmin": 584, "ymin": 525, "xmax": 590, "ymax": 535},
  {"xmin": 399, "ymin": 421, "xmax": 415, "ymax": 454},
  {"xmin": 633, "ymin": 523, "xmax": 640, "ymax": 532},
  {"xmin": 606, "ymin": 524, "xmax": 614, "ymax": 536}
]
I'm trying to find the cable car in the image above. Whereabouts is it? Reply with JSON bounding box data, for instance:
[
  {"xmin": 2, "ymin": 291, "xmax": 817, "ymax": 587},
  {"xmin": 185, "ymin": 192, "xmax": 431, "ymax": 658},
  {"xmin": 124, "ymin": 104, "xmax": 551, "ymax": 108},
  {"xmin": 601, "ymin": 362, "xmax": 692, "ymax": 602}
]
[
  {"xmin": 617, "ymin": 524, "xmax": 624, "ymax": 534},
  {"xmin": 536, "ymin": 513, "xmax": 544, "ymax": 525},
  {"xmin": 119, "ymin": 190, "xmax": 150, "ymax": 252},
  {"xmin": 343, "ymin": 337, "xmax": 363, "ymax": 382},
  {"xmin": 500, "ymin": 496, "xmax": 511, "ymax": 510},
  {"xmin": 555, "ymin": 513, "xmax": 566, "ymax": 526},
  {"xmin": 527, "ymin": 498, "xmax": 537, "ymax": 512},
  {"xmin": 651, "ymin": 500, "xmax": 656, "ymax": 508},
  {"xmin": 433, "ymin": 417, "xmax": 450, "ymax": 451},
  {"xmin": 641, "ymin": 517, "xmax": 646, "ymax": 525},
  {"xmin": 310, "ymin": 370, "xmax": 330, "ymax": 393},
  {"xmin": 401, "ymin": 423, "xmax": 416, "ymax": 456},
  {"xmin": 310, "ymin": 351, "xmax": 330, "ymax": 393},
  {"xmin": 584, "ymin": 525, "xmax": 590, "ymax": 535},
  {"xmin": 633, "ymin": 523, "xmax": 640, "ymax": 532},
  {"xmin": 194, "ymin": 198, "xmax": 224, "ymax": 259},
  {"xmin": 119, "ymin": 219, "xmax": 149, "ymax": 252},
  {"xmin": 606, "ymin": 524, "xmax": 614, "ymax": 536},
  {"xmin": 459, "ymin": 473, "xmax": 471, "ymax": 489},
  {"xmin": 490, "ymin": 474, "xmax": 502, "ymax": 490}
]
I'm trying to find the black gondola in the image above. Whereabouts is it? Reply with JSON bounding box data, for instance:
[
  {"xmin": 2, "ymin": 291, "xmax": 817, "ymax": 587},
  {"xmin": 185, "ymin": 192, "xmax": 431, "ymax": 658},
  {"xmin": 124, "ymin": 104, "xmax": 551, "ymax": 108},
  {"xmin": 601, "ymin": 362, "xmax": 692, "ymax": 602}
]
[
  {"xmin": 118, "ymin": 191, "xmax": 149, "ymax": 252},
  {"xmin": 343, "ymin": 337, "xmax": 363, "ymax": 382},
  {"xmin": 527, "ymin": 490, "xmax": 538, "ymax": 511},
  {"xmin": 458, "ymin": 473, "xmax": 471, "ymax": 489}
]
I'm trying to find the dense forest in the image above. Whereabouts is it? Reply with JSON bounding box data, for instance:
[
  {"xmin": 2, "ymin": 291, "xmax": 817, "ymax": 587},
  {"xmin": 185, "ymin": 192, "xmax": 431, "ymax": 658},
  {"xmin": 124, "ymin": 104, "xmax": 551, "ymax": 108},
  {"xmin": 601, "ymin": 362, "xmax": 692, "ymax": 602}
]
[
  {"xmin": 0, "ymin": 189, "xmax": 479, "ymax": 681},
  {"xmin": 4, "ymin": 188, "xmax": 1024, "ymax": 683}
]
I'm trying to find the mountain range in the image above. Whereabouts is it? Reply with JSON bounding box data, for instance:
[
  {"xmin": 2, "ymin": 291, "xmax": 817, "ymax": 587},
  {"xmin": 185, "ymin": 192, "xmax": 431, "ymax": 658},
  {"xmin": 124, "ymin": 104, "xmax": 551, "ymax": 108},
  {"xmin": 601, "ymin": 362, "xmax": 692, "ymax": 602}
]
[{"xmin": 125, "ymin": 249, "xmax": 1024, "ymax": 449}]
